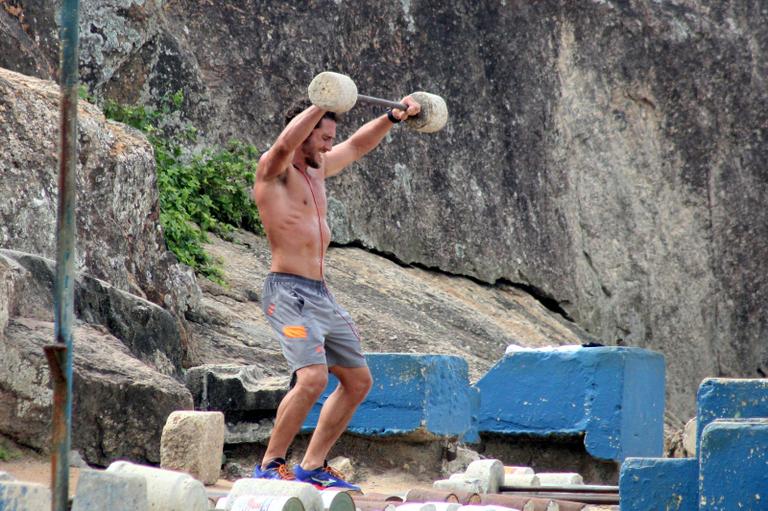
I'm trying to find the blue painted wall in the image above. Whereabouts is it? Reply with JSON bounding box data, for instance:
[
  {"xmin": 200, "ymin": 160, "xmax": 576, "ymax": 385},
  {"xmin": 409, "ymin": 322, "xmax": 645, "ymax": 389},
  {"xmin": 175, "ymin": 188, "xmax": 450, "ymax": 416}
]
[
  {"xmin": 619, "ymin": 457, "xmax": 698, "ymax": 511},
  {"xmin": 476, "ymin": 346, "xmax": 665, "ymax": 461},
  {"xmin": 303, "ymin": 353, "xmax": 473, "ymax": 438},
  {"xmin": 696, "ymin": 378, "xmax": 768, "ymax": 452},
  {"xmin": 699, "ymin": 419, "xmax": 768, "ymax": 510}
]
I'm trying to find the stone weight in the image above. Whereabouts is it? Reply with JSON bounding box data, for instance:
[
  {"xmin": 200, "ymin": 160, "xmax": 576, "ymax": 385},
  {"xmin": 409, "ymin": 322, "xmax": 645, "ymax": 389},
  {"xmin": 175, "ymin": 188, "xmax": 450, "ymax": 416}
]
[
  {"xmin": 308, "ymin": 72, "xmax": 448, "ymax": 132},
  {"xmin": 308, "ymin": 72, "xmax": 358, "ymax": 113},
  {"xmin": 404, "ymin": 91, "xmax": 448, "ymax": 133}
]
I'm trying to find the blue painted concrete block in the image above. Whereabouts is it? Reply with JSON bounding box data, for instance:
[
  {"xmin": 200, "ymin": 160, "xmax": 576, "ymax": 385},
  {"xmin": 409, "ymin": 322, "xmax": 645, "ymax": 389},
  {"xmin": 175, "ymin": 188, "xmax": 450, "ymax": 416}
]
[
  {"xmin": 619, "ymin": 457, "xmax": 698, "ymax": 511},
  {"xmin": 696, "ymin": 378, "xmax": 768, "ymax": 452},
  {"xmin": 303, "ymin": 353, "xmax": 473, "ymax": 439},
  {"xmin": 0, "ymin": 480, "xmax": 51, "ymax": 510},
  {"xmin": 476, "ymin": 346, "xmax": 665, "ymax": 461},
  {"xmin": 699, "ymin": 419, "xmax": 768, "ymax": 510}
]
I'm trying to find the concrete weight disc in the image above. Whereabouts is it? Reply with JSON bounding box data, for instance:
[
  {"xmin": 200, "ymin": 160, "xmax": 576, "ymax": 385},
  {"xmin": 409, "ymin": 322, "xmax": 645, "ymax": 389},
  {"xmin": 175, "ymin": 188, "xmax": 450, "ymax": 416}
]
[
  {"xmin": 405, "ymin": 91, "xmax": 448, "ymax": 133},
  {"xmin": 308, "ymin": 72, "xmax": 358, "ymax": 113}
]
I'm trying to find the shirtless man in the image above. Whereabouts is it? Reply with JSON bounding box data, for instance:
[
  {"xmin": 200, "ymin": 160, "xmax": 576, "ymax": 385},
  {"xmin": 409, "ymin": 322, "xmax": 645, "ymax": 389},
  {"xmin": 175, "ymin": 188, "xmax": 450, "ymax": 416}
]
[{"xmin": 251, "ymin": 95, "xmax": 421, "ymax": 489}]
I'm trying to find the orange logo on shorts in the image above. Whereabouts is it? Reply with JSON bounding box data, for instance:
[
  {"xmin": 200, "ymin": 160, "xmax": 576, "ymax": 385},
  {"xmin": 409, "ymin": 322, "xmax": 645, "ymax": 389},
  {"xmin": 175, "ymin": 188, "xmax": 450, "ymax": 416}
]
[
  {"xmin": 267, "ymin": 304, "xmax": 276, "ymax": 316},
  {"xmin": 283, "ymin": 325, "xmax": 308, "ymax": 339}
]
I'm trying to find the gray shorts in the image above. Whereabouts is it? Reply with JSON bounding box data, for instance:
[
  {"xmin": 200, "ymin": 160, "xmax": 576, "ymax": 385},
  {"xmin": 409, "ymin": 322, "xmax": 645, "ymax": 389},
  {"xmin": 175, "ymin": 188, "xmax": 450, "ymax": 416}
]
[{"xmin": 262, "ymin": 273, "xmax": 367, "ymax": 375}]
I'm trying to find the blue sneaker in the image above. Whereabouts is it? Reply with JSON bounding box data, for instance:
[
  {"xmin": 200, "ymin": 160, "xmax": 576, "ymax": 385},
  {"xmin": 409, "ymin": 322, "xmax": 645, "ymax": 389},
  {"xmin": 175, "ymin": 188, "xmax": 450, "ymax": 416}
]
[
  {"xmin": 293, "ymin": 462, "xmax": 361, "ymax": 491},
  {"xmin": 252, "ymin": 458, "xmax": 294, "ymax": 480}
]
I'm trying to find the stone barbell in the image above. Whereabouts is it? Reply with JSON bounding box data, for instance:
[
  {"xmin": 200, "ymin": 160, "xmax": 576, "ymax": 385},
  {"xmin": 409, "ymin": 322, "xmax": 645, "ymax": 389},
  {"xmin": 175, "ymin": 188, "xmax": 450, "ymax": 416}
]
[{"xmin": 308, "ymin": 71, "xmax": 448, "ymax": 133}]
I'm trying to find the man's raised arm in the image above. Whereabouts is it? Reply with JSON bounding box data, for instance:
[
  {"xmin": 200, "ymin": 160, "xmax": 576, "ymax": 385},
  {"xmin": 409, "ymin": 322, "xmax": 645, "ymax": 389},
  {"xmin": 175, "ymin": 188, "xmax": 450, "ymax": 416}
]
[
  {"xmin": 257, "ymin": 106, "xmax": 328, "ymax": 181},
  {"xmin": 324, "ymin": 96, "xmax": 420, "ymax": 177}
]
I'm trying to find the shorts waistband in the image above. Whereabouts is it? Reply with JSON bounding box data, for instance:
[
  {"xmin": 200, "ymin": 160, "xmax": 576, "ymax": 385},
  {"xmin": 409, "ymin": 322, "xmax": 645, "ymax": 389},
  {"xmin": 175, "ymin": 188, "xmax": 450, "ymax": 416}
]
[{"xmin": 266, "ymin": 272, "xmax": 327, "ymax": 293}]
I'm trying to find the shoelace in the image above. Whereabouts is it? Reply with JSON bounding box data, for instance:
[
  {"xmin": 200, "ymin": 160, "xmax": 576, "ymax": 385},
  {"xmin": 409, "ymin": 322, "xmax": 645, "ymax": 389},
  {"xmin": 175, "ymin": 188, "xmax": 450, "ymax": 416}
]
[
  {"xmin": 277, "ymin": 464, "xmax": 295, "ymax": 480},
  {"xmin": 323, "ymin": 465, "xmax": 345, "ymax": 480}
]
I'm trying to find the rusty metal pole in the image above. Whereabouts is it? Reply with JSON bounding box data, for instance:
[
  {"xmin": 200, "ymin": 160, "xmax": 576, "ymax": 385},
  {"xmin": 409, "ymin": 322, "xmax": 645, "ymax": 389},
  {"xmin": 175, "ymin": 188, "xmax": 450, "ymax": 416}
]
[{"xmin": 45, "ymin": 0, "xmax": 79, "ymax": 510}]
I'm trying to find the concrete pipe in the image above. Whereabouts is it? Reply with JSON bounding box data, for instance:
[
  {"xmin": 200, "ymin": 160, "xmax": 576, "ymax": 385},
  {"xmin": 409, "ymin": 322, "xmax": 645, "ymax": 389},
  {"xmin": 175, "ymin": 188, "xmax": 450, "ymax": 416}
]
[
  {"xmin": 229, "ymin": 495, "xmax": 305, "ymax": 511},
  {"xmin": 503, "ymin": 467, "xmax": 534, "ymax": 476},
  {"xmin": 464, "ymin": 459, "xmax": 504, "ymax": 493},
  {"xmin": 535, "ymin": 474, "xmax": 583, "ymax": 487},
  {"xmin": 227, "ymin": 479, "xmax": 324, "ymax": 511},
  {"xmin": 503, "ymin": 474, "xmax": 541, "ymax": 489},
  {"xmin": 396, "ymin": 504, "xmax": 437, "ymax": 511},
  {"xmin": 106, "ymin": 461, "xmax": 208, "ymax": 511},
  {"xmin": 321, "ymin": 491, "xmax": 356, "ymax": 511}
]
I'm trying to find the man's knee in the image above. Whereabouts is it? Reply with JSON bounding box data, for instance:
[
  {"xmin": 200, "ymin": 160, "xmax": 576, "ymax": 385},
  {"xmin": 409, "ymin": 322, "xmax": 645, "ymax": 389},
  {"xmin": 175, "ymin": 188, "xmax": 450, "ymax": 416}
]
[
  {"xmin": 341, "ymin": 370, "xmax": 372, "ymax": 402},
  {"xmin": 293, "ymin": 365, "xmax": 329, "ymax": 400}
]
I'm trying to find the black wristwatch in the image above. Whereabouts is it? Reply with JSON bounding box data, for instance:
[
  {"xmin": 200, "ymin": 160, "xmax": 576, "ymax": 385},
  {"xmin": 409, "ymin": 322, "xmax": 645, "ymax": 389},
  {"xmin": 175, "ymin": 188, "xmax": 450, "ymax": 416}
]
[{"xmin": 387, "ymin": 110, "xmax": 401, "ymax": 124}]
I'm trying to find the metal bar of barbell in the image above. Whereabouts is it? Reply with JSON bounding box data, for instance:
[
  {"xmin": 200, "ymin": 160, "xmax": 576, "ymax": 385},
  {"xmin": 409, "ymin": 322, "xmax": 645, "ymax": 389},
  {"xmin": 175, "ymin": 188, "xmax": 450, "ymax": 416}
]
[{"xmin": 356, "ymin": 94, "xmax": 408, "ymax": 112}]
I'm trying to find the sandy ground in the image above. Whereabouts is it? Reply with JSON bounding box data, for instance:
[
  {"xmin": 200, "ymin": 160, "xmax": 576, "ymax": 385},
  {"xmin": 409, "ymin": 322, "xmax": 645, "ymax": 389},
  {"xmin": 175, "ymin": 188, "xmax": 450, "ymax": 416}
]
[{"xmin": 0, "ymin": 457, "xmax": 425, "ymax": 500}]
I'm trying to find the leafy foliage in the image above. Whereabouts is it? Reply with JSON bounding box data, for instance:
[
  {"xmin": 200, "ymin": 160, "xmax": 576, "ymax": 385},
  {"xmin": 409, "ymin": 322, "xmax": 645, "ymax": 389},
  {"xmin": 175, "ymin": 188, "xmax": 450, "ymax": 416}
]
[{"xmin": 98, "ymin": 91, "xmax": 263, "ymax": 282}]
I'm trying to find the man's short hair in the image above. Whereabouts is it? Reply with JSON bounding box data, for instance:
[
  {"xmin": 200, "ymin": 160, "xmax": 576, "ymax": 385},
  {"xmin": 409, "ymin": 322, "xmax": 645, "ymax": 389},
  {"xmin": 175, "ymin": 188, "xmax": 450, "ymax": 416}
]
[{"xmin": 284, "ymin": 97, "xmax": 339, "ymax": 127}]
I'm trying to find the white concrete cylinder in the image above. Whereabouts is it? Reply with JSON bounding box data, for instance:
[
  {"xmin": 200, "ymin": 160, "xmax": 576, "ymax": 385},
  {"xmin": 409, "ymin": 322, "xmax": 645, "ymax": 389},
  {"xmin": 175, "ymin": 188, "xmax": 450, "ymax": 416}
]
[
  {"xmin": 230, "ymin": 495, "xmax": 305, "ymax": 511},
  {"xmin": 405, "ymin": 92, "xmax": 448, "ymax": 133},
  {"xmin": 464, "ymin": 459, "xmax": 504, "ymax": 493},
  {"xmin": 434, "ymin": 479, "xmax": 483, "ymax": 494},
  {"xmin": 683, "ymin": 417, "xmax": 697, "ymax": 456},
  {"xmin": 396, "ymin": 504, "xmax": 437, "ymax": 511},
  {"xmin": 425, "ymin": 503, "xmax": 461, "ymax": 511},
  {"xmin": 483, "ymin": 506, "xmax": 523, "ymax": 511},
  {"xmin": 502, "ymin": 474, "xmax": 540, "ymax": 488},
  {"xmin": 106, "ymin": 461, "xmax": 208, "ymax": 511},
  {"xmin": 0, "ymin": 481, "xmax": 51, "ymax": 510},
  {"xmin": 321, "ymin": 491, "xmax": 355, "ymax": 511},
  {"xmin": 72, "ymin": 470, "xmax": 148, "ymax": 511},
  {"xmin": 502, "ymin": 466, "xmax": 533, "ymax": 475},
  {"xmin": 308, "ymin": 72, "xmax": 358, "ymax": 113},
  {"xmin": 228, "ymin": 478, "xmax": 323, "ymax": 511},
  {"xmin": 535, "ymin": 473, "xmax": 583, "ymax": 486}
]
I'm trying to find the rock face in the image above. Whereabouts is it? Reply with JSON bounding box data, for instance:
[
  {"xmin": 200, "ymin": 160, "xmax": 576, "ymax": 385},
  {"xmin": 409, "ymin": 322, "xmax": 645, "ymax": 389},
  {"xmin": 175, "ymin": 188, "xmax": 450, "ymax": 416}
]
[
  {"xmin": 1, "ymin": 1, "xmax": 766, "ymax": 419},
  {"xmin": 0, "ymin": 67, "xmax": 200, "ymax": 328},
  {"xmin": 0, "ymin": 250, "xmax": 193, "ymax": 466}
]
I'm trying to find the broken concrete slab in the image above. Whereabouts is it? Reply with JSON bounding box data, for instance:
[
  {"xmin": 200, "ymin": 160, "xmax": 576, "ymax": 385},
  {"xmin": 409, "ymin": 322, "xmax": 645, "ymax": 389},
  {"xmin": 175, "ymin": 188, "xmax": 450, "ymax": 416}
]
[
  {"xmin": 476, "ymin": 346, "xmax": 665, "ymax": 462},
  {"xmin": 303, "ymin": 354, "xmax": 474, "ymax": 440}
]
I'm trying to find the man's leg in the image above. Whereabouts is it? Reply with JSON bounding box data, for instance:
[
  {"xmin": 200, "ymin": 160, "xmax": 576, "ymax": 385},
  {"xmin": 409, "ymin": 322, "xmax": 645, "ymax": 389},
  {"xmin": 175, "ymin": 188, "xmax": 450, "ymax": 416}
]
[
  {"xmin": 300, "ymin": 365, "xmax": 372, "ymax": 469},
  {"xmin": 261, "ymin": 364, "xmax": 329, "ymax": 467}
]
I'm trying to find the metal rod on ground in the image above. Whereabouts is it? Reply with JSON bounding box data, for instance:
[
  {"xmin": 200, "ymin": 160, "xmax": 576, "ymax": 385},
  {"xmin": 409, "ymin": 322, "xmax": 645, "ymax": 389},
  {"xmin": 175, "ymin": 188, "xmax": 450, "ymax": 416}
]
[
  {"xmin": 501, "ymin": 492, "xmax": 620, "ymax": 505},
  {"xmin": 46, "ymin": 1, "xmax": 80, "ymax": 510},
  {"xmin": 502, "ymin": 484, "xmax": 620, "ymax": 494}
]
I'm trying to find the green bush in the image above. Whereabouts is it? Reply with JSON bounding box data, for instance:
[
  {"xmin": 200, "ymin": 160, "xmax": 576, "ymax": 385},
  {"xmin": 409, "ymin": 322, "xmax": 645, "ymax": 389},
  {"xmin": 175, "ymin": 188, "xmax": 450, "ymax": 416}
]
[{"xmin": 97, "ymin": 91, "xmax": 263, "ymax": 282}]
